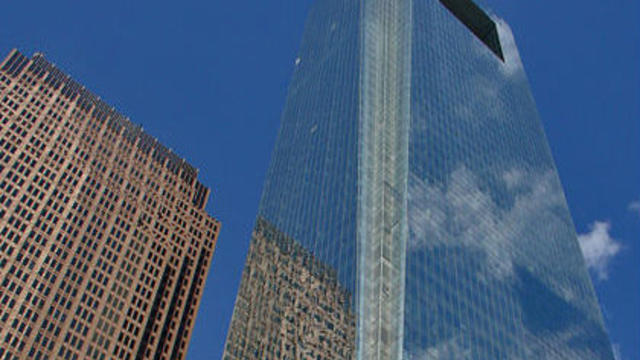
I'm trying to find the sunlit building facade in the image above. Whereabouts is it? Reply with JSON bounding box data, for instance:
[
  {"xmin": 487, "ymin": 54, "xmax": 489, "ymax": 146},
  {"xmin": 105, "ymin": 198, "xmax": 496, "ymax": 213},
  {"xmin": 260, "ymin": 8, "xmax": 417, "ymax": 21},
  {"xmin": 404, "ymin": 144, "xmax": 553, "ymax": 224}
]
[
  {"xmin": 0, "ymin": 50, "xmax": 220, "ymax": 360},
  {"xmin": 224, "ymin": 0, "xmax": 615, "ymax": 359}
]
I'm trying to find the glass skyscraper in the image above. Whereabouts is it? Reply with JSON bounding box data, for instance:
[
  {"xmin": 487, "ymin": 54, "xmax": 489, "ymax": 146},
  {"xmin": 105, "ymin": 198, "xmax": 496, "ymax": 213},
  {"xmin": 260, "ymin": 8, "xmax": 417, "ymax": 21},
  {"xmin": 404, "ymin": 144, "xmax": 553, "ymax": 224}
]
[{"xmin": 224, "ymin": 0, "xmax": 615, "ymax": 359}]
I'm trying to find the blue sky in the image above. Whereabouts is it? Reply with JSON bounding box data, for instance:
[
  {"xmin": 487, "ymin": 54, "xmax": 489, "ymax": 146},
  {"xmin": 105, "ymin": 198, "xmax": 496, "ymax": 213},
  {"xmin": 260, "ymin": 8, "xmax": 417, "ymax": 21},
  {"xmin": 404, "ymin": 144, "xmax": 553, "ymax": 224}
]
[{"xmin": 1, "ymin": 1, "xmax": 637, "ymax": 359}]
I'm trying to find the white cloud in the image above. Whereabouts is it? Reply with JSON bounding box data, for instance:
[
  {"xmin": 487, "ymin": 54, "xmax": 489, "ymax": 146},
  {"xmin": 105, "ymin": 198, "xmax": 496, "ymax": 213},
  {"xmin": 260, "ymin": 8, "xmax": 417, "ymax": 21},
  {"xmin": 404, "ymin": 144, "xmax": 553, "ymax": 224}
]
[
  {"xmin": 612, "ymin": 343, "xmax": 622, "ymax": 360},
  {"xmin": 408, "ymin": 167, "xmax": 565, "ymax": 280},
  {"xmin": 407, "ymin": 167, "xmax": 617, "ymax": 358},
  {"xmin": 495, "ymin": 18, "xmax": 524, "ymax": 76},
  {"xmin": 628, "ymin": 200, "xmax": 640, "ymax": 216},
  {"xmin": 577, "ymin": 221, "xmax": 622, "ymax": 281},
  {"xmin": 502, "ymin": 168, "xmax": 524, "ymax": 189},
  {"xmin": 450, "ymin": 17, "xmax": 524, "ymax": 128}
]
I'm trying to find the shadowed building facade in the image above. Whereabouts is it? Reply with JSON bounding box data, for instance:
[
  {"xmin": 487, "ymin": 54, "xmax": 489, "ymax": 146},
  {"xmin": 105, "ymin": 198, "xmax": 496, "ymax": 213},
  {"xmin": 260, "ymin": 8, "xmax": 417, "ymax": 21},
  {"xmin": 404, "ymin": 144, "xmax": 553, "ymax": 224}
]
[
  {"xmin": 223, "ymin": 0, "xmax": 615, "ymax": 359},
  {"xmin": 0, "ymin": 50, "xmax": 220, "ymax": 360}
]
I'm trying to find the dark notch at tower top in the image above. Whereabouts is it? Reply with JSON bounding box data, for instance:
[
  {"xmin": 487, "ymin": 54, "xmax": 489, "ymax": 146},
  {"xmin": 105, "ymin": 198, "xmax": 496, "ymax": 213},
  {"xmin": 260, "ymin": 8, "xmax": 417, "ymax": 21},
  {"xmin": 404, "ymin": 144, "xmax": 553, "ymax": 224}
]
[{"xmin": 439, "ymin": 0, "xmax": 505, "ymax": 61}]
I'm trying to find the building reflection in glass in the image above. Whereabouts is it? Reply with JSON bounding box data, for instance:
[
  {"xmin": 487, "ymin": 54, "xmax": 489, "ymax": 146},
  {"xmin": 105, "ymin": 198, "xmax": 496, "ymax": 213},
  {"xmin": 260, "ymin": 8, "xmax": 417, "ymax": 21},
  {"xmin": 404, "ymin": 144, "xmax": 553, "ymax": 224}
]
[{"xmin": 224, "ymin": 218, "xmax": 356, "ymax": 359}]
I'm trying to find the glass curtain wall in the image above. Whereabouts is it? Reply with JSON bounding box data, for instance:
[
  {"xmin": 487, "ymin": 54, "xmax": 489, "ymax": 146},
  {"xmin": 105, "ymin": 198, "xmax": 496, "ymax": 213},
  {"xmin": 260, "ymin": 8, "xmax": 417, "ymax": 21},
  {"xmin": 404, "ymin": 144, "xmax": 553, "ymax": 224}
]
[{"xmin": 223, "ymin": 0, "xmax": 615, "ymax": 359}]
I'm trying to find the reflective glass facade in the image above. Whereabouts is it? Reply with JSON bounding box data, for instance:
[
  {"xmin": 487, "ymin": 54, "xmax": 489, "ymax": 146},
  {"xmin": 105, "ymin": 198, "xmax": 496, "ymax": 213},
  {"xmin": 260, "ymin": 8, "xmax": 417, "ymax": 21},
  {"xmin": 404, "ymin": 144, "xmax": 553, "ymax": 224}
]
[{"xmin": 224, "ymin": 0, "xmax": 614, "ymax": 359}]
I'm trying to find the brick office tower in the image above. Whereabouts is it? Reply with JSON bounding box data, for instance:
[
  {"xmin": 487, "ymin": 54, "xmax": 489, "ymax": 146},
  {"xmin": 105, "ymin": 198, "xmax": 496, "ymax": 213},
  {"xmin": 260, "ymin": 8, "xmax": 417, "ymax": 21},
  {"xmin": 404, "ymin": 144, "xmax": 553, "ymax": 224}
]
[{"xmin": 0, "ymin": 50, "xmax": 220, "ymax": 360}]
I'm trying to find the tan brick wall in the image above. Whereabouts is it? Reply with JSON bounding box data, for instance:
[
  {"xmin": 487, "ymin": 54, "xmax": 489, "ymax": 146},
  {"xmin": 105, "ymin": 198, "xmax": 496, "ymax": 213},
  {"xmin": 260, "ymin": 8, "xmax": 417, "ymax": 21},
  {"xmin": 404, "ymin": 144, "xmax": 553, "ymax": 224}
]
[{"xmin": 0, "ymin": 50, "xmax": 220, "ymax": 360}]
